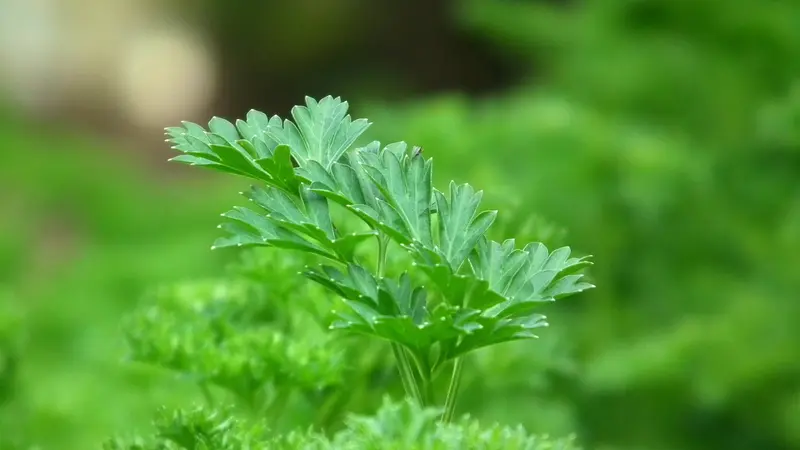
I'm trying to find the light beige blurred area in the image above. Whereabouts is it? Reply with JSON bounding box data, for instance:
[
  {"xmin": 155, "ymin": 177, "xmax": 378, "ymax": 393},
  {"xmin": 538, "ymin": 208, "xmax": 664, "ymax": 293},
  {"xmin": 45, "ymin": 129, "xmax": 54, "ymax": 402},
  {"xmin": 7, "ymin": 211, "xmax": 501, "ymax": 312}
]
[{"xmin": 0, "ymin": 0, "xmax": 217, "ymax": 130}]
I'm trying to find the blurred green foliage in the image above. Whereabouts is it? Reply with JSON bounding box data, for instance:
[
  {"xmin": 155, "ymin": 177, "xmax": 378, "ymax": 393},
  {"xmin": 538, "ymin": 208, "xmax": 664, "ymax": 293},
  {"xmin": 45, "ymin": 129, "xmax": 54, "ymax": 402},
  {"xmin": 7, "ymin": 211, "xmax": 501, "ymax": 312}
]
[
  {"xmin": 0, "ymin": 112, "xmax": 244, "ymax": 448},
  {"xmin": 121, "ymin": 248, "xmax": 396, "ymax": 434},
  {"xmin": 1, "ymin": 0, "xmax": 799, "ymax": 449},
  {"xmin": 104, "ymin": 398, "xmax": 580, "ymax": 450}
]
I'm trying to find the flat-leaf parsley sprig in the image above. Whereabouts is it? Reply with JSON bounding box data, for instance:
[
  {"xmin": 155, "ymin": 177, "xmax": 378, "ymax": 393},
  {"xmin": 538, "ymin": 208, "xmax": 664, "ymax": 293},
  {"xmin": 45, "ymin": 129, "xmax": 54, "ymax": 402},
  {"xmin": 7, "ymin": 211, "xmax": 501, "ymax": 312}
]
[{"xmin": 164, "ymin": 96, "xmax": 595, "ymax": 421}]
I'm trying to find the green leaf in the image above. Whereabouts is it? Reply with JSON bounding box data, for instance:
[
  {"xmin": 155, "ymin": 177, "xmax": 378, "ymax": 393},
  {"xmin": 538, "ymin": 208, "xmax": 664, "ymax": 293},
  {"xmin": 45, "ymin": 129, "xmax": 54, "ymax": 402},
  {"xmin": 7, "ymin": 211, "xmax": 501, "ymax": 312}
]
[
  {"xmin": 212, "ymin": 221, "xmax": 267, "ymax": 249},
  {"xmin": 179, "ymin": 120, "xmax": 207, "ymax": 139},
  {"xmin": 288, "ymin": 95, "xmax": 372, "ymax": 169},
  {"xmin": 234, "ymin": 119, "xmax": 257, "ymax": 141},
  {"xmin": 208, "ymin": 143, "xmax": 271, "ymax": 181},
  {"xmin": 248, "ymin": 185, "xmax": 334, "ymax": 240},
  {"xmin": 254, "ymin": 144, "xmax": 303, "ymax": 193},
  {"xmin": 166, "ymin": 120, "xmax": 313, "ymax": 194},
  {"xmin": 383, "ymin": 273, "xmax": 428, "ymax": 323},
  {"xmin": 304, "ymin": 266, "xmax": 490, "ymax": 353},
  {"xmin": 244, "ymin": 109, "xmax": 271, "ymax": 138},
  {"xmin": 212, "ymin": 207, "xmax": 327, "ymax": 258},
  {"xmin": 449, "ymin": 314, "xmax": 550, "ymax": 359},
  {"xmin": 213, "ymin": 185, "xmax": 373, "ymax": 262},
  {"xmin": 308, "ymin": 160, "xmax": 367, "ymax": 207},
  {"xmin": 208, "ymin": 116, "xmax": 241, "ymax": 143},
  {"xmin": 355, "ymin": 142, "xmax": 434, "ymax": 246},
  {"xmin": 167, "ymin": 154, "xmax": 220, "ymax": 166},
  {"xmin": 348, "ymin": 142, "xmax": 383, "ymax": 207},
  {"xmin": 331, "ymin": 161, "xmax": 368, "ymax": 205},
  {"xmin": 435, "ymin": 181, "xmax": 498, "ymax": 270},
  {"xmin": 236, "ymin": 96, "xmax": 370, "ymax": 171},
  {"xmin": 470, "ymin": 239, "xmax": 533, "ymax": 305},
  {"xmin": 405, "ymin": 237, "xmax": 593, "ymax": 361},
  {"xmin": 348, "ymin": 202, "xmax": 409, "ymax": 244},
  {"xmin": 166, "ymin": 131, "xmax": 218, "ymax": 159}
]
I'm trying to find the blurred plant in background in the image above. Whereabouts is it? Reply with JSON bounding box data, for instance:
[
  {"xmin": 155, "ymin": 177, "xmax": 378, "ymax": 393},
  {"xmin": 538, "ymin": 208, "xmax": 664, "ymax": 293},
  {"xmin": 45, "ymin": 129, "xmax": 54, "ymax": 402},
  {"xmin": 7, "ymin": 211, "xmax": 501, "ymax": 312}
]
[
  {"xmin": 0, "ymin": 0, "xmax": 798, "ymax": 449},
  {"xmin": 122, "ymin": 248, "xmax": 395, "ymax": 434}
]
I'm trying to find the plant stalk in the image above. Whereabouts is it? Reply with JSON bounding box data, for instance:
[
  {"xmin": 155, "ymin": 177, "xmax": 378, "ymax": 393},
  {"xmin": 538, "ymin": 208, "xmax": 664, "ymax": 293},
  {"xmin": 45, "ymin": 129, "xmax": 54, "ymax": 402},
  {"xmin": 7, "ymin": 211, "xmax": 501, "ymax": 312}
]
[
  {"xmin": 441, "ymin": 356, "xmax": 464, "ymax": 423},
  {"xmin": 376, "ymin": 233, "xmax": 425, "ymax": 405},
  {"xmin": 392, "ymin": 343, "xmax": 424, "ymax": 405},
  {"xmin": 407, "ymin": 349, "xmax": 434, "ymax": 405},
  {"xmin": 376, "ymin": 234, "xmax": 389, "ymax": 278},
  {"xmin": 315, "ymin": 388, "xmax": 345, "ymax": 429}
]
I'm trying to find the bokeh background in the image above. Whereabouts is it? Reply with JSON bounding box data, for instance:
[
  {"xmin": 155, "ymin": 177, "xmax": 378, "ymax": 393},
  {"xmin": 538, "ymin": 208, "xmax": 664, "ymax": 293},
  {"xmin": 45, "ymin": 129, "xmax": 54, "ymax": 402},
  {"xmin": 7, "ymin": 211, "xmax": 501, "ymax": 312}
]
[{"xmin": 1, "ymin": 0, "xmax": 799, "ymax": 449}]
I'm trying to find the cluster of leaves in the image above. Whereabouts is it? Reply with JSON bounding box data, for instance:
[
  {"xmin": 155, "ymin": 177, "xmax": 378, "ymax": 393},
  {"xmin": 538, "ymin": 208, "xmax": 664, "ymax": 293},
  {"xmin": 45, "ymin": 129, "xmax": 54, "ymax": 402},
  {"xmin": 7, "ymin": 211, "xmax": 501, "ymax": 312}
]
[
  {"xmin": 105, "ymin": 397, "xmax": 581, "ymax": 450},
  {"xmin": 104, "ymin": 405, "xmax": 270, "ymax": 450},
  {"xmin": 123, "ymin": 254, "xmax": 346, "ymax": 416},
  {"xmin": 164, "ymin": 95, "xmax": 594, "ymax": 410},
  {"xmin": 123, "ymin": 247, "xmax": 401, "ymax": 432},
  {"xmin": 0, "ymin": 109, "xmax": 261, "ymax": 449}
]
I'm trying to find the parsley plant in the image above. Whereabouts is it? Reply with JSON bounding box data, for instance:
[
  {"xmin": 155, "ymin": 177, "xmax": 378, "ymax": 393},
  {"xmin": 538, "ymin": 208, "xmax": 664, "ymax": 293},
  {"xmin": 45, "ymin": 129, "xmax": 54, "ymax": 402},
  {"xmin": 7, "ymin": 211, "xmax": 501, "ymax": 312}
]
[{"xmin": 163, "ymin": 95, "xmax": 594, "ymax": 422}]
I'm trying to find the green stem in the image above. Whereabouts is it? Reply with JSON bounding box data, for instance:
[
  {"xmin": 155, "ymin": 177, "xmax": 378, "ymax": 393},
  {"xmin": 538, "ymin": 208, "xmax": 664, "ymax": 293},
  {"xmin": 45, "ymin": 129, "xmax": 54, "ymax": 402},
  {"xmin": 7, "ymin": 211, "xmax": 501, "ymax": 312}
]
[
  {"xmin": 314, "ymin": 388, "xmax": 345, "ymax": 429},
  {"xmin": 376, "ymin": 233, "xmax": 424, "ymax": 405},
  {"xmin": 376, "ymin": 234, "xmax": 389, "ymax": 278},
  {"xmin": 392, "ymin": 343, "xmax": 423, "ymax": 405},
  {"xmin": 441, "ymin": 356, "xmax": 464, "ymax": 423},
  {"xmin": 407, "ymin": 349, "xmax": 433, "ymax": 405}
]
